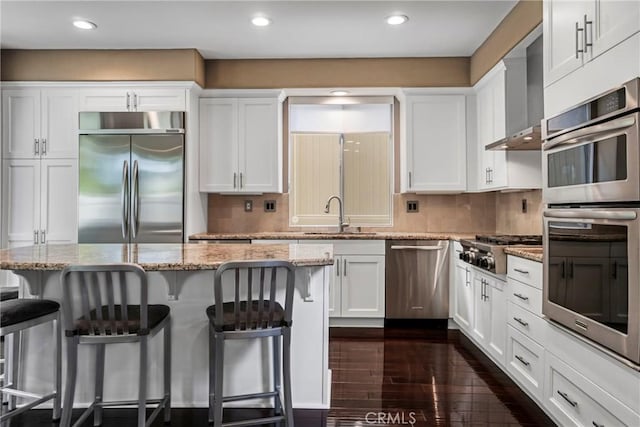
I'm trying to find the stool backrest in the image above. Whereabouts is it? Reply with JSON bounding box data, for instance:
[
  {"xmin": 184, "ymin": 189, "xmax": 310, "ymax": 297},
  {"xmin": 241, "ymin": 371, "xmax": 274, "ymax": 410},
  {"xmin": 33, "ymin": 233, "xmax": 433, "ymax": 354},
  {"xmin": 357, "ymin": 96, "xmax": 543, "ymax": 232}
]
[
  {"xmin": 60, "ymin": 263, "xmax": 148, "ymax": 336},
  {"xmin": 213, "ymin": 260, "xmax": 295, "ymax": 331}
]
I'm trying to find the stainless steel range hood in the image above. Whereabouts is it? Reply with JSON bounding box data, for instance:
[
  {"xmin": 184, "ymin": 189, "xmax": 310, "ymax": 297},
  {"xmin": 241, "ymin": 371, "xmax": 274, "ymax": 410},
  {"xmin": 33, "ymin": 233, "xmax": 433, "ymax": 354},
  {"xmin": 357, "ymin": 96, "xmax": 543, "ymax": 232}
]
[{"xmin": 487, "ymin": 34, "xmax": 543, "ymax": 151}]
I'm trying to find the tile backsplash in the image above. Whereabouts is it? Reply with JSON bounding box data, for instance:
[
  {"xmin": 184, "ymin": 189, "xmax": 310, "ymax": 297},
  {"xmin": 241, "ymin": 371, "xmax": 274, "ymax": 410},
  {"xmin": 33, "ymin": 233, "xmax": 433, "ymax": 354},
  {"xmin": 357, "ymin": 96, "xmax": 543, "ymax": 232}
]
[{"xmin": 207, "ymin": 189, "xmax": 543, "ymax": 235}]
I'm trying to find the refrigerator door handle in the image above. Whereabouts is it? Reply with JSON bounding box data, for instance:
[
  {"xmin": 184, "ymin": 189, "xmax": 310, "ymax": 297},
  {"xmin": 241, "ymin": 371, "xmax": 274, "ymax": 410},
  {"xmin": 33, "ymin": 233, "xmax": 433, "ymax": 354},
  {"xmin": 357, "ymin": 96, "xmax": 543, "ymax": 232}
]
[
  {"xmin": 132, "ymin": 160, "xmax": 140, "ymax": 239},
  {"xmin": 122, "ymin": 160, "xmax": 130, "ymax": 239}
]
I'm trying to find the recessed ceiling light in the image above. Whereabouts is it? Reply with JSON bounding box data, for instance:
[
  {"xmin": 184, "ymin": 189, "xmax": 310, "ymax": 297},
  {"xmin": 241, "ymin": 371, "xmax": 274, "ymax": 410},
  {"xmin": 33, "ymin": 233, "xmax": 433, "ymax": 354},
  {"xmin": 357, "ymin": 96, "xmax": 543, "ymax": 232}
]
[
  {"xmin": 523, "ymin": 136, "xmax": 533, "ymax": 141},
  {"xmin": 251, "ymin": 16, "xmax": 271, "ymax": 27},
  {"xmin": 73, "ymin": 20, "xmax": 97, "ymax": 30},
  {"xmin": 330, "ymin": 90, "xmax": 350, "ymax": 96},
  {"xmin": 386, "ymin": 15, "xmax": 409, "ymax": 25}
]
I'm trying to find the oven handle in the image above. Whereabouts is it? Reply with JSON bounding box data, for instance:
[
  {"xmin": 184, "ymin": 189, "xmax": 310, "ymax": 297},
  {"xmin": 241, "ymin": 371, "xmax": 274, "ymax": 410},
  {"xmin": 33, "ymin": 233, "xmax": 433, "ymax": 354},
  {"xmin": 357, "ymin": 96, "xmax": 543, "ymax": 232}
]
[
  {"xmin": 543, "ymin": 115, "xmax": 635, "ymax": 151},
  {"xmin": 543, "ymin": 210, "xmax": 637, "ymax": 221}
]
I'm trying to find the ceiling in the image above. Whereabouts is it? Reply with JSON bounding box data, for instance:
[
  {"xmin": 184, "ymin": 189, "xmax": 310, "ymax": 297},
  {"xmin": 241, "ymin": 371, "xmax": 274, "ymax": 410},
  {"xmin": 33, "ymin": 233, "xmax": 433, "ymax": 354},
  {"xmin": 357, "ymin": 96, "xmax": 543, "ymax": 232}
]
[{"xmin": 0, "ymin": 1, "xmax": 518, "ymax": 59}]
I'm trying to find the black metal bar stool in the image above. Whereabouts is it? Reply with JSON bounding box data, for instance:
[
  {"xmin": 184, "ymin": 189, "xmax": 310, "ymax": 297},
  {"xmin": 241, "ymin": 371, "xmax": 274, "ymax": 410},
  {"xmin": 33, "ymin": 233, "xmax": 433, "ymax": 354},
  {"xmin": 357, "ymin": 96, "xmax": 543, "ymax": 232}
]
[
  {"xmin": 0, "ymin": 298, "xmax": 62, "ymax": 424},
  {"xmin": 59, "ymin": 264, "xmax": 171, "ymax": 427},
  {"xmin": 207, "ymin": 260, "xmax": 296, "ymax": 427}
]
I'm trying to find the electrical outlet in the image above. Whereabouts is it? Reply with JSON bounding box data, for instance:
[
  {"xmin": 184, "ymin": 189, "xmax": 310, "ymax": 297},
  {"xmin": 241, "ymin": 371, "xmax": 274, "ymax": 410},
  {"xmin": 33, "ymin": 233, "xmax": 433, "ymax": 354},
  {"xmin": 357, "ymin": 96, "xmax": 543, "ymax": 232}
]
[
  {"xmin": 407, "ymin": 200, "xmax": 419, "ymax": 213},
  {"xmin": 264, "ymin": 200, "xmax": 276, "ymax": 212},
  {"xmin": 244, "ymin": 200, "xmax": 253, "ymax": 212},
  {"xmin": 521, "ymin": 199, "xmax": 528, "ymax": 213}
]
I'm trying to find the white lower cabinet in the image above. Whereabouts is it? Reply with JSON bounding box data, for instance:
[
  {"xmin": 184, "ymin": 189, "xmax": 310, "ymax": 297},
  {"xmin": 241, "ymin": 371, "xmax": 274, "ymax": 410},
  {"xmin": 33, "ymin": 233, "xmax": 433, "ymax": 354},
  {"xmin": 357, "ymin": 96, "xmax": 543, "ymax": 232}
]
[
  {"xmin": 470, "ymin": 271, "xmax": 507, "ymax": 367},
  {"xmin": 544, "ymin": 351, "xmax": 640, "ymax": 427},
  {"xmin": 453, "ymin": 261, "xmax": 474, "ymax": 332},
  {"xmin": 506, "ymin": 325, "xmax": 545, "ymax": 401},
  {"xmin": 298, "ymin": 240, "xmax": 385, "ymax": 320}
]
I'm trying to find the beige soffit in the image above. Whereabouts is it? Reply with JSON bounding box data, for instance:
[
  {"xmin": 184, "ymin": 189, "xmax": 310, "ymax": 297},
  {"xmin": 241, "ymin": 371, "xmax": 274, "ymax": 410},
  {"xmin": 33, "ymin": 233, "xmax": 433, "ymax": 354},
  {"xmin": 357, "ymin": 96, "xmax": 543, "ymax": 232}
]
[
  {"xmin": 470, "ymin": 0, "xmax": 542, "ymax": 86},
  {"xmin": 204, "ymin": 57, "xmax": 471, "ymax": 89},
  {"xmin": 1, "ymin": 49, "xmax": 206, "ymax": 87}
]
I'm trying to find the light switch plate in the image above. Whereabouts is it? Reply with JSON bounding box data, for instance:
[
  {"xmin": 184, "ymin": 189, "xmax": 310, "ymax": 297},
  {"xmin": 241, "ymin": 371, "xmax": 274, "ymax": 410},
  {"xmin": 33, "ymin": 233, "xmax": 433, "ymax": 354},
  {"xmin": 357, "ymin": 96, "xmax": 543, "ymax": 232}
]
[{"xmin": 244, "ymin": 200, "xmax": 253, "ymax": 212}]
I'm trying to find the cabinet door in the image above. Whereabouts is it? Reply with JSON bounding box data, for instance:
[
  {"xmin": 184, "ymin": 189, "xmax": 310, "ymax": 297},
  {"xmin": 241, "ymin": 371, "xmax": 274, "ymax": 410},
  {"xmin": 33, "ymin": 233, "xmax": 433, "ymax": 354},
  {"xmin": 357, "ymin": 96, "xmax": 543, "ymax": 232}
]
[
  {"xmin": 476, "ymin": 84, "xmax": 494, "ymax": 190},
  {"xmin": 590, "ymin": 0, "xmax": 640, "ymax": 59},
  {"xmin": 405, "ymin": 95, "xmax": 466, "ymax": 192},
  {"xmin": 472, "ymin": 275, "xmax": 490, "ymax": 345},
  {"xmin": 454, "ymin": 263, "xmax": 473, "ymax": 331},
  {"xmin": 487, "ymin": 278, "xmax": 507, "ymax": 366},
  {"xmin": 133, "ymin": 89, "xmax": 186, "ymax": 111},
  {"xmin": 544, "ymin": 0, "xmax": 589, "ymax": 86},
  {"xmin": 238, "ymin": 98, "xmax": 279, "ymax": 193},
  {"xmin": 2, "ymin": 160, "xmax": 40, "ymax": 244},
  {"xmin": 78, "ymin": 88, "xmax": 130, "ymax": 111},
  {"xmin": 199, "ymin": 98, "xmax": 238, "ymax": 192},
  {"xmin": 489, "ymin": 71, "xmax": 508, "ymax": 188},
  {"xmin": 329, "ymin": 257, "xmax": 341, "ymax": 317},
  {"xmin": 40, "ymin": 159, "xmax": 78, "ymax": 244},
  {"xmin": 340, "ymin": 255, "xmax": 385, "ymax": 318},
  {"xmin": 2, "ymin": 89, "xmax": 40, "ymax": 159},
  {"xmin": 41, "ymin": 89, "xmax": 78, "ymax": 158}
]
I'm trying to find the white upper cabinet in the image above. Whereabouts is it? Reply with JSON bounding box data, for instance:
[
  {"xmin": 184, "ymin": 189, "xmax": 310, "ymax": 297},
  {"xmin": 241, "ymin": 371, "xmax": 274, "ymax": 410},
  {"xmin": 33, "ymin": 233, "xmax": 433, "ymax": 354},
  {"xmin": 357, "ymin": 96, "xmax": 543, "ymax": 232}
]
[
  {"xmin": 79, "ymin": 87, "xmax": 186, "ymax": 112},
  {"xmin": 199, "ymin": 97, "xmax": 280, "ymax": 193},
  {"xmin": 404, "ymin": 94, "xmax": 467, "ymax": 193},
  {"xmin": 544, "ymin": 0, "xmax": 640, "ymax": 87},
  {"xmin": 2, "ymin": 88, "xmax": 78, "ymax": 159},
  {"xmin": 472, "ymin": 60, "xmax": 541, "ymax": 192}
]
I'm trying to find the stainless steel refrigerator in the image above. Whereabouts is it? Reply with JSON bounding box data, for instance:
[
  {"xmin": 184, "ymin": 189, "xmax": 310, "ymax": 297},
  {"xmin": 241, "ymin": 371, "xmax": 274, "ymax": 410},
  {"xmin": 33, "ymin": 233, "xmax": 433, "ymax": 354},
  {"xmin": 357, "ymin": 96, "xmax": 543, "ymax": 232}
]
[{"xmin": 78, "ymin": 112, "xmax": 184, "ymax": 243}]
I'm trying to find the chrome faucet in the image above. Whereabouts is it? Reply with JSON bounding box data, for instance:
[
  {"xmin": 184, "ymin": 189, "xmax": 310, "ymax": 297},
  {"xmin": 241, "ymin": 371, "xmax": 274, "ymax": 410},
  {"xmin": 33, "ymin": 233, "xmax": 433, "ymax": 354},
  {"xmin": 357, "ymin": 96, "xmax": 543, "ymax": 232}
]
[{"xmin": 324, "ymin": 195, "xmax": 349, "ymax": 233}]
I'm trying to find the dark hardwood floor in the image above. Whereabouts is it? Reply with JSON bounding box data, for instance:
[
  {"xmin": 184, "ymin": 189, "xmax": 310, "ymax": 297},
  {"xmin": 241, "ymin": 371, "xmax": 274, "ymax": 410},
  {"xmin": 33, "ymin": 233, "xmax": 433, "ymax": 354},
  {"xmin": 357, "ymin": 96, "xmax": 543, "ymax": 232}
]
[{"xmin": 2, "ymin": 328, "xmax": 555, "ymax": 426}]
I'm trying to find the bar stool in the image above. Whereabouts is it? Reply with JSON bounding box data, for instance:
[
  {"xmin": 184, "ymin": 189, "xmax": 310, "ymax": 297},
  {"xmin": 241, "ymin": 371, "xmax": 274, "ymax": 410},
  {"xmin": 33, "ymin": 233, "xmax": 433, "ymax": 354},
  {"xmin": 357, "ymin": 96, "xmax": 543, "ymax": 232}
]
[
  {"xmin": 207, "ymin": 260, "xmax": 295, "ymax": 427},
  {"xmin": 59, "ymin": 264, "xmax": 171, "ymax": 427},
  {"xmin": 0, "ymin": 298, "xmax": 61, "ymax": 424}
]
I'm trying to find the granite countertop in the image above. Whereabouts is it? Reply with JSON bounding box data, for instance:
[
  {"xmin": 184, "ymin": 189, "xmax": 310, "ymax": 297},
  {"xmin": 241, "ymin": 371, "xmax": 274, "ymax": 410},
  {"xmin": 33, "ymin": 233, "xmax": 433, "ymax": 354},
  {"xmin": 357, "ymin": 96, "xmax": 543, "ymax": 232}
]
[
  {"xmin": 0, "ymin": 243, "xmax": 334, "ymax": 271},
  {"xmin": 189, "ymin": 231, "xmax": 477, "ymax": 241},
  {"xmin": 504, "ymin": 246, "xmax": 543, "ymax": 263}
]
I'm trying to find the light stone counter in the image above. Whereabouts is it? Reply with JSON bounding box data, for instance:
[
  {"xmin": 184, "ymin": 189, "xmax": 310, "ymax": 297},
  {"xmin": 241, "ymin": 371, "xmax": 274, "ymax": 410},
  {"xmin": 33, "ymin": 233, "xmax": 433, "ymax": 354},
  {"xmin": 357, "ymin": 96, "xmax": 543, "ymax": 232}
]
[
  {"xmin": 0, "ymin": 243, "xmax": 334, "ymax": 271},
  {"xmin": 504, "ymin": 246, "xmax": 543, "ymax": 262},
  {"xmin": 189, "ymin": 231, "xmax": 477, "ymax": 241}
]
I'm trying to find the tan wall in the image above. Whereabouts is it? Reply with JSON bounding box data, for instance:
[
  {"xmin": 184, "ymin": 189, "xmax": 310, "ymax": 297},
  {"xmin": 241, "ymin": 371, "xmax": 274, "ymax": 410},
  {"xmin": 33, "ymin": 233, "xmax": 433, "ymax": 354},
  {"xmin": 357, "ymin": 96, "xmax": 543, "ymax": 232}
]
[
  {"xmin": 470, "ymin": 0, "xmax": 542, "ymax": 85},
  {"xmin": 0, "ymin": 49, "xmax": 206, "ymax": 87},
  {"xmin": 495, "ymin": 189, "xmax": 543, "ymax": 235},
  {"xmin": 204, "ymin": 57, "xmax": 470, "ymax": 89}
]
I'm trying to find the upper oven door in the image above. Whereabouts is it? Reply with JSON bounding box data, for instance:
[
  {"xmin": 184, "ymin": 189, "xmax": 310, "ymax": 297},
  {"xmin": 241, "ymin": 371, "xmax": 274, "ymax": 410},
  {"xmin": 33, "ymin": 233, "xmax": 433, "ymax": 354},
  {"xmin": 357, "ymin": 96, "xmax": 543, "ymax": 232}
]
[
  {"xmin": 542, "ymin": 112, "xmax": 639, "ymax": 204},
  {"xmin": 543, "ymin": 208, "xmax": 639, "ymax": 364}
]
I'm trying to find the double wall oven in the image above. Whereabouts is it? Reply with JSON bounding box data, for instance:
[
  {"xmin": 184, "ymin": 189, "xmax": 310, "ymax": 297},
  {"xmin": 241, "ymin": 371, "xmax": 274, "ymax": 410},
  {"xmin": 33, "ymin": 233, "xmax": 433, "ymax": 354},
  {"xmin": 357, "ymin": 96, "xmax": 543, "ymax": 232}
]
[{"xmin": 542, "ymin": 78, "xmax": 640, "ymax": 365}]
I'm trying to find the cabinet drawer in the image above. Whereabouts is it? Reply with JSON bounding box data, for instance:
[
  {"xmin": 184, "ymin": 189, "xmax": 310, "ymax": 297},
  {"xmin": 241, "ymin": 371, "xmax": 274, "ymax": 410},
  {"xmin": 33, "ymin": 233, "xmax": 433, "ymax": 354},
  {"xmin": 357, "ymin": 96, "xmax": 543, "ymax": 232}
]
[
  {"xmin": 507, "ymin": 256, "xmax": 542, "ymax": 289},
  {"xmin": 508, "ymin": 278, "xmax": 543, "ymax": 316},
  {"xmin": 506, "ymin": 326, "xmax": 544, "ymax": 401},
  {"xmin": 507, "ymin": 302, "xmax": 547, "ymax": 345},
  {"xmin": 545, "ymin": 351, "xmax": 640, "ymax": 427}
]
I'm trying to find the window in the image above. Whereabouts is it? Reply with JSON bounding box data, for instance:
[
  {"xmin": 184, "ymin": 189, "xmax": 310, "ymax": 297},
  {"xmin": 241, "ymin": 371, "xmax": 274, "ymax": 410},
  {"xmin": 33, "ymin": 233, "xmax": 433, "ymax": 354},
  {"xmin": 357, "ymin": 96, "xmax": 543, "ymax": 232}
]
[{"xmin": 289, "ymin": 99, "xmax": 393, "ymax": 227}]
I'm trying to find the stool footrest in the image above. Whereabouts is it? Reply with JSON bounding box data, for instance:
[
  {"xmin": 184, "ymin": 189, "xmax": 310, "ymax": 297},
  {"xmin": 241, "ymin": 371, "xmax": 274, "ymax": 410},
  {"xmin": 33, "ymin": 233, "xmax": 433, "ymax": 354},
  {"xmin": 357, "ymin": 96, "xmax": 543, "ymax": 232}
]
[
  {"xmin": 221, "ymin": 391, "xmax": 279, "ymax": 403},
  {"xmin": 222, "ymin": 415, "xmax": 286, "ymax": 427},
  {"xmin": 0, "ymin": 387, "xmax": 48, "ymax": 400},
  {"xmin": 71, "ymin": 396, "xmax": 170, "ymax": 427},
  {"xmin": 0, "ymin": 392, "xmax": 57, "ymax": 422}
]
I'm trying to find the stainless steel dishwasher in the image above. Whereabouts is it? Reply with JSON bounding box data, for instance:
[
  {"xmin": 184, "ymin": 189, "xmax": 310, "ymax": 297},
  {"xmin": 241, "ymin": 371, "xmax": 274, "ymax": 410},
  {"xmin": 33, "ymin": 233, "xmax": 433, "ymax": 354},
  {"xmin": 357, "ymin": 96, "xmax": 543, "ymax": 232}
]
[{"xmin": 385, "ymin": 240, "xmax": 450, "ymax": 319}]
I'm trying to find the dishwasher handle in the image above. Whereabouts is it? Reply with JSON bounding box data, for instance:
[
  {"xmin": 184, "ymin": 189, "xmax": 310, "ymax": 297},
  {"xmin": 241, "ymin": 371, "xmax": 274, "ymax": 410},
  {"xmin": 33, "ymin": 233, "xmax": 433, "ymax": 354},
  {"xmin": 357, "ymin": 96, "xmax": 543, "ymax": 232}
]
[{"xmin": 390, "ymin": 245, "xmax": 445, "ymax": 251}]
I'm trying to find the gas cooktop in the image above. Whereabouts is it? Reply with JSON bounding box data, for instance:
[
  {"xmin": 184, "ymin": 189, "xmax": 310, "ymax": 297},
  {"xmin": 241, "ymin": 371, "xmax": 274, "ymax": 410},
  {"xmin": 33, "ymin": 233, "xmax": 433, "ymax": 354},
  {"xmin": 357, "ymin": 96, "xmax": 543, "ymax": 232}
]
[{"xmin": 459, "ymin": 235, "xmax": 542, "ymax": 274}]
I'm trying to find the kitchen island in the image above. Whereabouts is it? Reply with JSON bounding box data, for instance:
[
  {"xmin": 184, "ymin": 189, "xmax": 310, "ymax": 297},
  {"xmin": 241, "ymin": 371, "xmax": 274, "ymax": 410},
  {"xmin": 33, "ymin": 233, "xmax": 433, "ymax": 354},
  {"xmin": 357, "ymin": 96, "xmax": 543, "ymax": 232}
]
[{"xmin": 0, "ymin": 243, "xmax": 333, "ymax": 409}]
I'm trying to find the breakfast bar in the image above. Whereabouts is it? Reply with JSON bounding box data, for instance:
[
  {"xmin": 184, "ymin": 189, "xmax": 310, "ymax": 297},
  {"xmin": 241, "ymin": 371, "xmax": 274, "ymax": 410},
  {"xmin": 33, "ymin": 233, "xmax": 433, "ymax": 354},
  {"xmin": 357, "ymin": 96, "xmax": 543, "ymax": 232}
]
[{"xmin": 0, "ymin": 243, "xmax": 334, "ymax": 409}]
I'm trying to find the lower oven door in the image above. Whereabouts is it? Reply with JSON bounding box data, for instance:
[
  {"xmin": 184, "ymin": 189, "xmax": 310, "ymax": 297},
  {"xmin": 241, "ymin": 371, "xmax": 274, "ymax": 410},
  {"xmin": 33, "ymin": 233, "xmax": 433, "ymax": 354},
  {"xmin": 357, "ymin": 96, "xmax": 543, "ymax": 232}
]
[{"xmin": 543, "ymin": 208, "xmax": 639, "ymax": 364}]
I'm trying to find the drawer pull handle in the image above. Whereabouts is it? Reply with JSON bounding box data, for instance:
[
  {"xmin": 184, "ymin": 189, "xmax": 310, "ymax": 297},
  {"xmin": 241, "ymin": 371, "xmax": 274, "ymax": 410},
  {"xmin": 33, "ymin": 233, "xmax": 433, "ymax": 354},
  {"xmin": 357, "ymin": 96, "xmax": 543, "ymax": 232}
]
[
  {"xmin": 514, "ymin": 268, "xmax": 529, "ymax": 275},
  {"xmin": 557, "ymin": 390, "xmax": 578, "ymax": 407},
  {"xmin": 592, "ymin": 422, "xmax": 604, "ymax": 427},
  {"xmin": 515, "ymin": 355, "xmax": 530, "ymax": 366},
  {"xmin": 513, "ymin": 317, "xmax": 529, "ymax": 327},
  {"xmin": 513, "ymin": 293, "xmax": 529, "ymax": 301}
]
